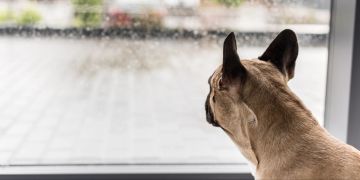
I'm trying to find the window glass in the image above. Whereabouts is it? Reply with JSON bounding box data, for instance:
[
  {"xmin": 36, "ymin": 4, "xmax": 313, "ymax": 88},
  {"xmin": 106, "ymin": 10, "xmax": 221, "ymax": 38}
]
[{"xmin": 0, "ymin": 0, "xmax": 330, "ymax": 166}]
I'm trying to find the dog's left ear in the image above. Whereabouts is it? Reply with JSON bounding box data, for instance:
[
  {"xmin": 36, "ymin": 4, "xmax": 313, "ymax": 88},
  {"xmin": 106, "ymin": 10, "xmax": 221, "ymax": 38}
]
[
  {"xmin": 259, "ymin": 29, "xmax": 298, "ymax": 80},
  {"xmin": 222, "ymin": 32, "xmax": 246, "ymax": 83}
]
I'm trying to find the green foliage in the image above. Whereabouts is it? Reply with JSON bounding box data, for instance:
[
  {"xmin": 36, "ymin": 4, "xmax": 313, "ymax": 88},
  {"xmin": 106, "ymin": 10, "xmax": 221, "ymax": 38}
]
[
  {"xmin": 16, "ymin": 9, "xmax": 42, "ymax": 25},
  {"xmin": 0, "ymin": 10, "xmax": 14, "ymax": 23},
  {"xmin": 72, "ymin": 0, "xmax": 103, "ymax": 27},
  {"xmin": 213, "ymin": 0, "xmax": 244, "ymax": 7},
  {"xmin": 73, "ymin": 0, "xmax": 102, "ymax": 6}
]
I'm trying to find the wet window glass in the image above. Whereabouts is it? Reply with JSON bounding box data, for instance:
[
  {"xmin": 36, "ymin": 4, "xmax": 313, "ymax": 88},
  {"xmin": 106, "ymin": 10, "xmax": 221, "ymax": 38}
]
[{"xmin": 0, "ymin": 0, "xmax": 330, "ymax": 166}]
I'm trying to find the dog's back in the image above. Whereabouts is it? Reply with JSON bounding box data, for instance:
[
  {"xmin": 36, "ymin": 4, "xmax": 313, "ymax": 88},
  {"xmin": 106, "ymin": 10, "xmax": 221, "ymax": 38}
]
[{"xmin": 257, "ymin": 130, "xmax": 360, "ymax": 179}]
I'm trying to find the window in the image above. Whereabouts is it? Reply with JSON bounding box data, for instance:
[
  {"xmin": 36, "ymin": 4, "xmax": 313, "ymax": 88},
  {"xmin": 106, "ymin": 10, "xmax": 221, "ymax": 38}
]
[{"xmin": 0, "ymin": 0, "xmax": 331, "ymax": 174}]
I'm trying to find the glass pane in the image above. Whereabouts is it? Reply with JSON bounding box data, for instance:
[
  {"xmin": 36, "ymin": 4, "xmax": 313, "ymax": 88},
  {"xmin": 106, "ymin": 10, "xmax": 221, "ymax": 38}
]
[{"xmin": 0, "ymin": 0, "xmax": 330, "ymax": 166}]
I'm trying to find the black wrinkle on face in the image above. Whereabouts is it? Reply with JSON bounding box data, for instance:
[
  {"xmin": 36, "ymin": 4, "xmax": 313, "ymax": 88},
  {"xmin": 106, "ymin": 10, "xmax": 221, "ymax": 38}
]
[{"xmin": 205, "ymin": 93, "xmax": 220, "ymax": 127}]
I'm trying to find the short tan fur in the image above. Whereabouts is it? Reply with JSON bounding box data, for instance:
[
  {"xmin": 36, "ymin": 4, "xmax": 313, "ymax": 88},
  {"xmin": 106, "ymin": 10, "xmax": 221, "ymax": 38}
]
[{"xmin": 205, "ymin": 30, "xmax": 360, "ymax": 179}]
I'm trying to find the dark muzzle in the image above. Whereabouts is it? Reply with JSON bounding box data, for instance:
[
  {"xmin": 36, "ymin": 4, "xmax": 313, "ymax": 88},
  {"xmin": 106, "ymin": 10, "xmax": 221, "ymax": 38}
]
[{"xmin": 205, "ymin": 94, "xmax": 220, "ymax": 127}]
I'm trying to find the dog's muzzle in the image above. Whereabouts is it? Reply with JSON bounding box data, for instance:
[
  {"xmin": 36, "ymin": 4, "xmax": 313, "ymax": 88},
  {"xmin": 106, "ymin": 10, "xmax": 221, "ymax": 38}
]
[{"xmin": 205, "ymin": 95, "xmax": 220, "ymax": 127}]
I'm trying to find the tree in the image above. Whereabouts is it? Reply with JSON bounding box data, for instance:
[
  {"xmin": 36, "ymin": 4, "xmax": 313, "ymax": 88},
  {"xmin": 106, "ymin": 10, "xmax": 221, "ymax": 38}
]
[
  {"xmin": 72, "ymin": 0, "xmax": 103, "ymax": 27},
  {"xmin": 213, "ymin": 0, "xmax": 244, "ymax": 7}
]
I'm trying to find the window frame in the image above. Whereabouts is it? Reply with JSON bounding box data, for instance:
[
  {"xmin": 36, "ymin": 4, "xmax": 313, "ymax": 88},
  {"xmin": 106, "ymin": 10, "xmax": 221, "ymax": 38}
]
[
  {"xmin": 1, "ymin": 0, "xmax": 360, "ymax": 179},
  {"xmin": 0, "ymin": 164, "xmax": 253, "ymax": 180},
  {"xmin": 324, "ymin": 0, "xmax": 357, "ymax": 143},
  {"xmin": 345, "ymin": 0, "xmax": 360, "ymax": 149}
]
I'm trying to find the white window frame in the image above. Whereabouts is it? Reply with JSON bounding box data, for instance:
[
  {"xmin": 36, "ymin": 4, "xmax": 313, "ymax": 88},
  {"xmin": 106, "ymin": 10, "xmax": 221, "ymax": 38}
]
[
  {"xmin": 324, "ymin": 0, "xmax": 357, "ymax": 144},
  {"xmin": 1, "ymin": 0, "xmax": 359, "ymax": 179}
]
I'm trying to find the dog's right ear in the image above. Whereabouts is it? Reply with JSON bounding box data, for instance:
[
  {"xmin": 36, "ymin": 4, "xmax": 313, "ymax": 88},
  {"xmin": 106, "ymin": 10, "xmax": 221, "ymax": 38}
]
[{"xmin": 222, "ymin": 32, "xmax": 246, "ymax": 83}]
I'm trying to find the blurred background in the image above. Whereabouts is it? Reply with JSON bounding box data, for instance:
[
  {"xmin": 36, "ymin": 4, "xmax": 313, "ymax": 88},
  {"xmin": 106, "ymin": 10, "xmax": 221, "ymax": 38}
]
[
  {"xmin": 0, "ymin": 0, "xmax": 330, "ymax": 167},
  {"xmin": 0, "ymin": 0, "xmax": 329, "ymax": 31}
]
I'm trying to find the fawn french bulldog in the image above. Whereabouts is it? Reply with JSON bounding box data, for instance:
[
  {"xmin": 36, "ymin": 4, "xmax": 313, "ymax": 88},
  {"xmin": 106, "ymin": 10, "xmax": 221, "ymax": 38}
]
[{"xmin": 205, "ymin": 30, "xmax": 360, "ymax": 179}]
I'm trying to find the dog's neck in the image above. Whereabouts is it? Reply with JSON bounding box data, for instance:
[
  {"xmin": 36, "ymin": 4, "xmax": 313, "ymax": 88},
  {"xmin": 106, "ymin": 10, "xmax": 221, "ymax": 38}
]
[{"xmin": 243, "ymin": 84, "xmax": 322, "ymax": 172}]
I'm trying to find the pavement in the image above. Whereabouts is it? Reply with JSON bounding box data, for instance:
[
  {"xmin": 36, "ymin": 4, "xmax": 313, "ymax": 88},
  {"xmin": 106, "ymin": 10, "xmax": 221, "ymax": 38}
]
[{"xmin": 0, "ymin": 37, "xmax": 327, "ymax": 165}]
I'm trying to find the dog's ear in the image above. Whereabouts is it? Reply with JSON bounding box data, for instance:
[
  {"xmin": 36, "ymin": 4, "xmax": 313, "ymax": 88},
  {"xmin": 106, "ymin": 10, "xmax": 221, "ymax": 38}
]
[
  {"xmin": 259, "ymin": 29, "xmax": 298, "ymax": 80},
  {"xmin": 222, "ymin": 32, "xmax": 246, "ymax": 83}
]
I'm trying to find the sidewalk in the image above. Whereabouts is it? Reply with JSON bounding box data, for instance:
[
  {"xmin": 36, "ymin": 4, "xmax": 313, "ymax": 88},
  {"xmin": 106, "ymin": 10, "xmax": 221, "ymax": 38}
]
[{"xmin": 0, "ymin": 37, "xmax": 326, "ymax": 165}]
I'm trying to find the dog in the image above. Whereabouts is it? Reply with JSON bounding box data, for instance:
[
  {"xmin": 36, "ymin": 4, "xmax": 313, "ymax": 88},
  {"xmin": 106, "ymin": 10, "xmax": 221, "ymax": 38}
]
[{"xmin": 205, "ymin": 29, "xmax": 360, "ymax": 179}]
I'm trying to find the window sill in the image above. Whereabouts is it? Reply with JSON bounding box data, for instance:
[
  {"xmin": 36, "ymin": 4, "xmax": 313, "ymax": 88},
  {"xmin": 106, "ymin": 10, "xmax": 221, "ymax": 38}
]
[{"xmin": 0, "ymin": 164, "xmax": 253, "ymax": 180}]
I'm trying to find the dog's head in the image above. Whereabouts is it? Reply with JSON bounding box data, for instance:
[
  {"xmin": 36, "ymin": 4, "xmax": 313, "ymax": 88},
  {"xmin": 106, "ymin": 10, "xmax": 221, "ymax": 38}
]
[{"xmin": 205, "ymin": 29, "xmax": 298, "ymax": 136}]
